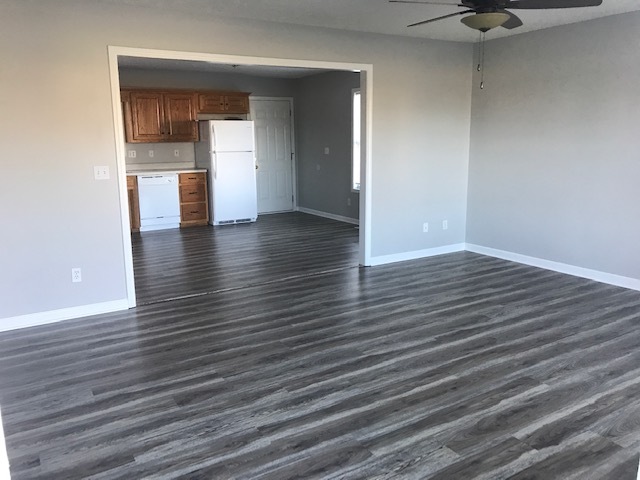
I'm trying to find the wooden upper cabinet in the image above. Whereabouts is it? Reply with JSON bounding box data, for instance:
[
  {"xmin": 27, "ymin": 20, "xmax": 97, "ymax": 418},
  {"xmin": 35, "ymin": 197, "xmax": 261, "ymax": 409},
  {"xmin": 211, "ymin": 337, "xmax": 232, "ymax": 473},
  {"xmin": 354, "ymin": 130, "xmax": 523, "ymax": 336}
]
[
  {"xmin": 128, "ymin": 91, "xmax": 164, "ymax": 142},
  {"xmin": 121, "ymin": 89, "xmax": 250, "ymax": 143},
  {"xmin": 197, "ymin": 92, "xmax": 226, "ymax": 114},
  {"xmin": 225, "ymin": 93, "xmax": 250, "ymax": 113},
  {"xmin": 164, "ymin": 93, "xmax": 199, "ymax": 141},
  {"xmin": 198, "ymin": 91, "xmax": 250, "ymax": 114},
  {"xmin": 122, "ymin": 89, "xmax": 198, "ymax": 143}
]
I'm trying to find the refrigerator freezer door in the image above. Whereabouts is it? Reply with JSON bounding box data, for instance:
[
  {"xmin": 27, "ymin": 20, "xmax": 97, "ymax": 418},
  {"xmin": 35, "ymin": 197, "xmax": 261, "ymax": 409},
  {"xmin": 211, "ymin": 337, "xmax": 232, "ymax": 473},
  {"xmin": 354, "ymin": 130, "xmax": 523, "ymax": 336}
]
[
  {"xmin": 210, "ymin": 121, "xmax": 255, "ymax": 152},
  {"xmin": 212, "ymin": 152, "xmax": 257, "ymax": 224}
]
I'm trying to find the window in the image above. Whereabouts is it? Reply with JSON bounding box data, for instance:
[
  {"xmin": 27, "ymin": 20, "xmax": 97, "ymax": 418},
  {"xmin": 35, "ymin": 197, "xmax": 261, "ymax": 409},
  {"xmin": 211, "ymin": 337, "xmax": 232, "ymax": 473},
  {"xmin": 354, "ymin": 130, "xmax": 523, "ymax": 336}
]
[{"xmin": 352, "ymin": 88, "xmax": 361, "ymax": 192}]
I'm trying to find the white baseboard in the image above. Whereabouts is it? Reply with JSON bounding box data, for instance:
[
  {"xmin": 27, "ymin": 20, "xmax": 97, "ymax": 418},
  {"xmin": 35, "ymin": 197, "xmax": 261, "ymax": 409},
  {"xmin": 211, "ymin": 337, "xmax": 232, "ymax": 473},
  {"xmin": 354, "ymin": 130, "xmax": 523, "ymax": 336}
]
[
  {"xmin": 465, "ymin": 243, "xmax": 640, "ymax": 292},
  {"xmin": 296, "ymin": 207, "xmax": 359, "ymax": 225},
  {"xmin": 0, "ymin": 407, "xmax": 8, "ymax": 480},
  {"xmin": 369, "ymin": 243, "xmax": 466, "ymax": 266},
  {"xmin": 0, "ymin": 299, "xmax": 130, "ymax": 333}
]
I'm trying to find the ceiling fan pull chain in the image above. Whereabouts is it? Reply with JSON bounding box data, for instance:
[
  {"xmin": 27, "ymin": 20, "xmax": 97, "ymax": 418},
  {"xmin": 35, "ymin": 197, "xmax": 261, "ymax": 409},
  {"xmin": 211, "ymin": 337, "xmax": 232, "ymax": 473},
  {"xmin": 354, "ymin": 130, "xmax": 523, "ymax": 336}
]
[
  {"xmin": 479, "ymin": 31, "xmax": 486, "ymax": 89},
  {"xmin": 477, "ymin": 31, "xmax": 482, "ymax": 72}
]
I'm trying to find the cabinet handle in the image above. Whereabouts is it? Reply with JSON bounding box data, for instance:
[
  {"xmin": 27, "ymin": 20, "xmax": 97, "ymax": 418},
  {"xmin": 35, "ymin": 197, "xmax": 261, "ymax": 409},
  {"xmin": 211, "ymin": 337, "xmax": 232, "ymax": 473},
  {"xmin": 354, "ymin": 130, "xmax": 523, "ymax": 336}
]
[{"xmin": 190, "ymin": 211, "xmax": 199, "ymax": 214}]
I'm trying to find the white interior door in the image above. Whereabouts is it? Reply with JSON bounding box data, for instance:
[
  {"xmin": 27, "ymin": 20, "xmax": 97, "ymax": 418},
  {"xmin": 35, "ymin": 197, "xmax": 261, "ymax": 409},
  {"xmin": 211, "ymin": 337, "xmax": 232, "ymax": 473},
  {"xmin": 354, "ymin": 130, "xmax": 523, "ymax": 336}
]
[{"xmin": 250, "ymin": 98, "xmax": 294, "ymax": 213}]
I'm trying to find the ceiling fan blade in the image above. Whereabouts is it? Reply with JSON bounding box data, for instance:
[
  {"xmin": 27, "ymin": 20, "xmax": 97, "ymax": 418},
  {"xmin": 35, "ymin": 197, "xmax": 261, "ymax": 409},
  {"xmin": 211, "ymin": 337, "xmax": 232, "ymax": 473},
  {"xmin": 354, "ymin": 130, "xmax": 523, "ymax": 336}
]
[
  {"xmin": 390, "ymin": 1, "xmax": 464, "ymax": 6},
  {"xmin": 503, "ymin": 0, "xmax": 602, "ymax": 9},
  {"xmin": 501, "ymin": 10, "xmax": 523, "ymax": 29},
  {"xmin": 408, "ymin": 9, "xmax": 475, "ymax": 27}
]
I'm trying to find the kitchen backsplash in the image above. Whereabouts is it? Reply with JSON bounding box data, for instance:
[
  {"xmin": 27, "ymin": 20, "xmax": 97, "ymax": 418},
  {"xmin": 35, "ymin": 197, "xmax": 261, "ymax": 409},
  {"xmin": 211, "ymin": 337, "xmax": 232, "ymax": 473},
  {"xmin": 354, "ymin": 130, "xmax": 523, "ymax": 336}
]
[{"xmin": 125, "ymin": 142, "xmax": 196, "ymax": 171}]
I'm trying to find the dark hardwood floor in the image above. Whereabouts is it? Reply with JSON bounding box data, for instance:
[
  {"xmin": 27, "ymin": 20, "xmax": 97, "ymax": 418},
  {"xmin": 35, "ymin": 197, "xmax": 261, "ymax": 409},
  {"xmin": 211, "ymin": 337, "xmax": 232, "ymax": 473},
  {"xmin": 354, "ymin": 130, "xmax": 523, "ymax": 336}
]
[
  {"xmin": 1, "ymin": 212, "xmax": 640, "ymax": 479},
  {"xmin": 132, "ymin": 212, "xmax": 360, "ymax": 305}
]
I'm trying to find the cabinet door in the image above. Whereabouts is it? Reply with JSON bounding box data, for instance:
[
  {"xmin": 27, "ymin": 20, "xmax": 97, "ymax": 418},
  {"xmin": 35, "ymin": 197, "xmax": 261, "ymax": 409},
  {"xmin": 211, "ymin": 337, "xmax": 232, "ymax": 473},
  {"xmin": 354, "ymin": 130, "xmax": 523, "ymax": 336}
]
[
  {"xmin": 225, "ymin": 94, "xmax": 250, "ymax": 114},
  {"xmin": 164, "ymin": 93, "xmax": 198, "ymax": 141},
  {"xmin": 129, "ymin": 91, "xmax": 164, "ymax": 142},
  {"xmin": 198, "ymin": 93, "xmax": 226, "ymax": 114},
  {"xmin": 127, "ymin": 175, "xmax": 140, "ymax": 231}
]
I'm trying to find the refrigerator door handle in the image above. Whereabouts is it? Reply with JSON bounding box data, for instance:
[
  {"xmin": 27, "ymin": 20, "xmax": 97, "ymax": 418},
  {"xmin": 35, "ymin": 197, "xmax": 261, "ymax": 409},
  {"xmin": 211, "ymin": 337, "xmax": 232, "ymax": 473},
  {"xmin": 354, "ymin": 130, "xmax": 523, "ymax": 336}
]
[
  {"xmin": 212, "ymin": 152, "xmax": 217, "ymax": 180},
  {"xmin": 211, "ymin": 124, "xmax": 217, "ymax": 152}
]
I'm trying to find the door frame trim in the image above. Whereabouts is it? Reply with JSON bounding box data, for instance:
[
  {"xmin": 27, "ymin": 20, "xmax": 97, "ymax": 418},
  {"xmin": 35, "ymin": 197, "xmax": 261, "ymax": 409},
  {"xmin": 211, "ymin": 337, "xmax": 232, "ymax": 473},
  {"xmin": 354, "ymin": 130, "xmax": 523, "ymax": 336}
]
[
  {"xmin": 248, "ymin": 96, "xmax": 297, "ymax": 213},
  {"xmin": 108, "ymin": 46, "xmax": 373, "ymax": 308}
]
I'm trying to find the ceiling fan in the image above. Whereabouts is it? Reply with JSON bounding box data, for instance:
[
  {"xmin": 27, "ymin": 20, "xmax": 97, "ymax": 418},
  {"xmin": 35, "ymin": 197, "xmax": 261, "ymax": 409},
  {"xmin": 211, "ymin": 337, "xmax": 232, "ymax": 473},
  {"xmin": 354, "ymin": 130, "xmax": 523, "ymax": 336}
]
[{"xmin": 390, "ymin": 0, "xmax": 603, "ymax": 32}]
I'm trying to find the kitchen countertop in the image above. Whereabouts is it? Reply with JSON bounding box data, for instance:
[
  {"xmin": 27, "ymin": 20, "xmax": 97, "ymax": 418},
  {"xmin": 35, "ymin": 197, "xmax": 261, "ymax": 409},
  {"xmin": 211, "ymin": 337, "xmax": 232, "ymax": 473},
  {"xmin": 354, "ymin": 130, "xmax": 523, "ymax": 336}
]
[{"xmin": 126, "ymin": 168, "xmax": 207, "ymax": 175}]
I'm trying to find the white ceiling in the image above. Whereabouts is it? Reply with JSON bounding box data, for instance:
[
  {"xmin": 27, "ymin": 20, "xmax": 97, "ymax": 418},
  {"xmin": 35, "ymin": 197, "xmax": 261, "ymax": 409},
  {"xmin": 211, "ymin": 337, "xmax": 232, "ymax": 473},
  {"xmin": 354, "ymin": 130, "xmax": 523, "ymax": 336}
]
[{"xmin": 103, "ymin": 0, "xmax": 640, "ymax": 43}]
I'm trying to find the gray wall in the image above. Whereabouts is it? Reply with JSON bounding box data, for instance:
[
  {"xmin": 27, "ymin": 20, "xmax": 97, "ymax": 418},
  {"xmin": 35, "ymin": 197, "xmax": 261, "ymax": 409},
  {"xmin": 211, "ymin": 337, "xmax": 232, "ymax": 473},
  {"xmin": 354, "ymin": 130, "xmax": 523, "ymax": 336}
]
[
  {"xmin": 295, "ymin": 71, "xmax": 361, "ymax": 220},
  {"xmin": 0, "ymin": 0, "xmax": 471, "ymax": 319},
  {"xmin": 466, "ymin": 12, "xmax": 640, "ymax": 280}
]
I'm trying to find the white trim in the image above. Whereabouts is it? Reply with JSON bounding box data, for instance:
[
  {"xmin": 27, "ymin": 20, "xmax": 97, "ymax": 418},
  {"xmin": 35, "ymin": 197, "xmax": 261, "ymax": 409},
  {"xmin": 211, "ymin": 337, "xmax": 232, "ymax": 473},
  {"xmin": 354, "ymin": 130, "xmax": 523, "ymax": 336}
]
[
  {"xmin": 0, "ymin": 299, "xmax": 129, "ymax": 333},
  {"xmin": 0, "ymin": 407, "xmax": 8, "ymax": 480},
  {"xmin": 359, "ymin": 69, "xmax": 373, "ymax": 266},
  {"xmin": 108, "ymin": 46, "xmax": 374, "ymax": 296},
  {"xmin": 108, "ymin": 47, "xmax": 137, "ymax": 308},
  {"xmin": 369, "ymin": 243, "xmax": 466, "ymax": 266},
  {"xmin": 465, "ymin": 244, "xmax": 640, "ymax": 292},
  {"xmin": 297, "ymin": 207, "xmax": 359, "ymax": 225},
  {"xmin": 249, "ymin": 96, "xmax": 297, "ymax": 212}
]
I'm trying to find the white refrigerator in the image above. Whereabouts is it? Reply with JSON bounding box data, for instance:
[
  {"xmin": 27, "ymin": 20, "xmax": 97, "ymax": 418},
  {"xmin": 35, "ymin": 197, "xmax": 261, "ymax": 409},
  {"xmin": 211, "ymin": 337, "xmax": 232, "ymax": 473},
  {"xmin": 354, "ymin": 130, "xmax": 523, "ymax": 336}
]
[{"xmin": 195, "ymin": 120, "xmax": 258, "ymax": 225}]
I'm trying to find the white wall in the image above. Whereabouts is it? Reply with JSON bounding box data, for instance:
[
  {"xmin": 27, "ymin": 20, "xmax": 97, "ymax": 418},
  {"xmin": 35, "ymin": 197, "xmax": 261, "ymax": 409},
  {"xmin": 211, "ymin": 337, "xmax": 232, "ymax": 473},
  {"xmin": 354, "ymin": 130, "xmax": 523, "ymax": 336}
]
[
  {"xmin": 466, "ymin": 12, "xmax": 640, "ymax": 280},
  {"xmin": 0, "ymin": 0, "xmax": 472, "ymax": 320}
]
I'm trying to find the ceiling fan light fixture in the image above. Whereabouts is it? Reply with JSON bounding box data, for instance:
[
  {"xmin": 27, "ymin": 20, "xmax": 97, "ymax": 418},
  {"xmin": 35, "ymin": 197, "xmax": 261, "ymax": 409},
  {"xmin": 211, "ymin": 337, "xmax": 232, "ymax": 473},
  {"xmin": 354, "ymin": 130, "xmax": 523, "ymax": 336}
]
[{"xmin": 461, "ymin": 12, "xmax": 510, "ymax": 32}]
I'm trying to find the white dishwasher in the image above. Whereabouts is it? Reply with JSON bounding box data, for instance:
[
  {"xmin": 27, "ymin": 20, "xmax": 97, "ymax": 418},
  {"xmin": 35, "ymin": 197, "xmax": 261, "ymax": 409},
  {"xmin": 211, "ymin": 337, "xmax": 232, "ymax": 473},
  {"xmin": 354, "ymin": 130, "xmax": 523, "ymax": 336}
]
[{"xmin": 137, "ymin": 174, "xmax": 181, "ymax": 231}]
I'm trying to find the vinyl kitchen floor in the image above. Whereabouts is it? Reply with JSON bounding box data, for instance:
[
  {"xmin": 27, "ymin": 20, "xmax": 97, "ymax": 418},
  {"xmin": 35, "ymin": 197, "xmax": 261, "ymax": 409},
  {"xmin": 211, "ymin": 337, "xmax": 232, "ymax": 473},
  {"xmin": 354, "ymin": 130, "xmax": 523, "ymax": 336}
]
[
  {"xmin": 132, "ymin": 212, "xmax": 360, "ymax": 305},
  {"xmin": 1, "ymin": 215, "xmax": 640, "ymax": 479}
]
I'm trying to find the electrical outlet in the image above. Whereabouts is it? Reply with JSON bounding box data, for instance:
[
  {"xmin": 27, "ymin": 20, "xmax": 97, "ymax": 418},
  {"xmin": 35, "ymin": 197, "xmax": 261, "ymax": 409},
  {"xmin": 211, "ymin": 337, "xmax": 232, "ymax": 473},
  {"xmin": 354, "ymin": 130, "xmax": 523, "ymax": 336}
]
[
  {"xmin": 442, "ymin": 220, "xmax": 448, "ymax": 230},
  {"xmin": 174, "ymin": 149, "xmax": 180, "ymax": 157},
  {"xmin": 347, "ymin": 198, "xmax": 351, "ymax": 206},
  {"xmin": 94, "ymin": 166, "xmax": 110, "ymax": 180},
  {"xmin": 423, "ymin": 222, "xmax": 429, "ymax": 233},
  {"xmin": 71, "ymin": 267, "xmax": 82, "ymax": 283},
  {"xmin": 128, "ymin": 150, "xmax": 136, "ymax": 158},
  {"xmin": 324, "ymin": 147, "xmax": 330, "ymax": 155},
  {"xmin": 316, "ymin": 164, "xmax": 321, "ymax": 171},
  {"xmin": 148, "ymin": 150, "xmax": 154, "ymax": 158}
]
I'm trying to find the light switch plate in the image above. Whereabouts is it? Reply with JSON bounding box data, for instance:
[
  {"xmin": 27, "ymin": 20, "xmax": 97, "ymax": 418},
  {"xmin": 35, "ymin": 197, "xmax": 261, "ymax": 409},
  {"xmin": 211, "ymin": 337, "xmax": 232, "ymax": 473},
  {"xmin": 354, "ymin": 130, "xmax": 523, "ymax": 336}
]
[{"xmin": 94, "ymin": 166, "xmax": 110, "ymax": 180}]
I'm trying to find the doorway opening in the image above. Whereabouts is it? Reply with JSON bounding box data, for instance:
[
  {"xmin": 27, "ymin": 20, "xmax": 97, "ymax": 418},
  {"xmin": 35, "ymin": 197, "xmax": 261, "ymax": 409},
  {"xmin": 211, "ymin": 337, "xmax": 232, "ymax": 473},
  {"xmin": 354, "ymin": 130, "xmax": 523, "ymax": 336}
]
[{"xmin": 108, "ymin": 47, "xmax": 372, "ymax": 307}]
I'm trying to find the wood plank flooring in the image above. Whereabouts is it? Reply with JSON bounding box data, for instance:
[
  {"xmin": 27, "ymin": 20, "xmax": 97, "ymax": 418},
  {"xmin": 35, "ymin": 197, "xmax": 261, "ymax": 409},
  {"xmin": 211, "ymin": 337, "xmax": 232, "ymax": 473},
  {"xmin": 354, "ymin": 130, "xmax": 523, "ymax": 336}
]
[
  {"xmin": 132, "ymin": 212, "xmax": 359, "ymax": 305},
  {"xmin": 1, "ymin": 213, "xmax": 640, "ymax": 479}
]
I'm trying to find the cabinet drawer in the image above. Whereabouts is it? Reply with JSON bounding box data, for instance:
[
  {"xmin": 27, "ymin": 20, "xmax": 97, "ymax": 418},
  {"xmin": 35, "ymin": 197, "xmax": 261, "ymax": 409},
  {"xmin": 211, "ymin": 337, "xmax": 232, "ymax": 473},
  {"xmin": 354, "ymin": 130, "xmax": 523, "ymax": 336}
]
[
  {"xmin": 181, "ymin": 203, "xmax": 208, "ymax": 222},
  {"xmin": 180, "ymin": 184, "xmax": 206, "ymax": 203},
  {"xmin": 179, "ymin": 172, "xmax": 206, "ymax": 185}
]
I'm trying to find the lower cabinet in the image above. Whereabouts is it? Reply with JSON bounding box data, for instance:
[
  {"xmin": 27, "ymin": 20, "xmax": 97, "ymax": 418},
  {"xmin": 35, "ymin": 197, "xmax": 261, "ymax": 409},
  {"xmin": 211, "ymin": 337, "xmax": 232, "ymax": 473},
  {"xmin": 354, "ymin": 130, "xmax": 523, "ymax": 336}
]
[
  {"xmin": 127, "ymin": 175, "xmax": 141, "ymax": 232},
  {"xmin": 179, "ymin": 172, "xmax": 209, "ymax": 227}
]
